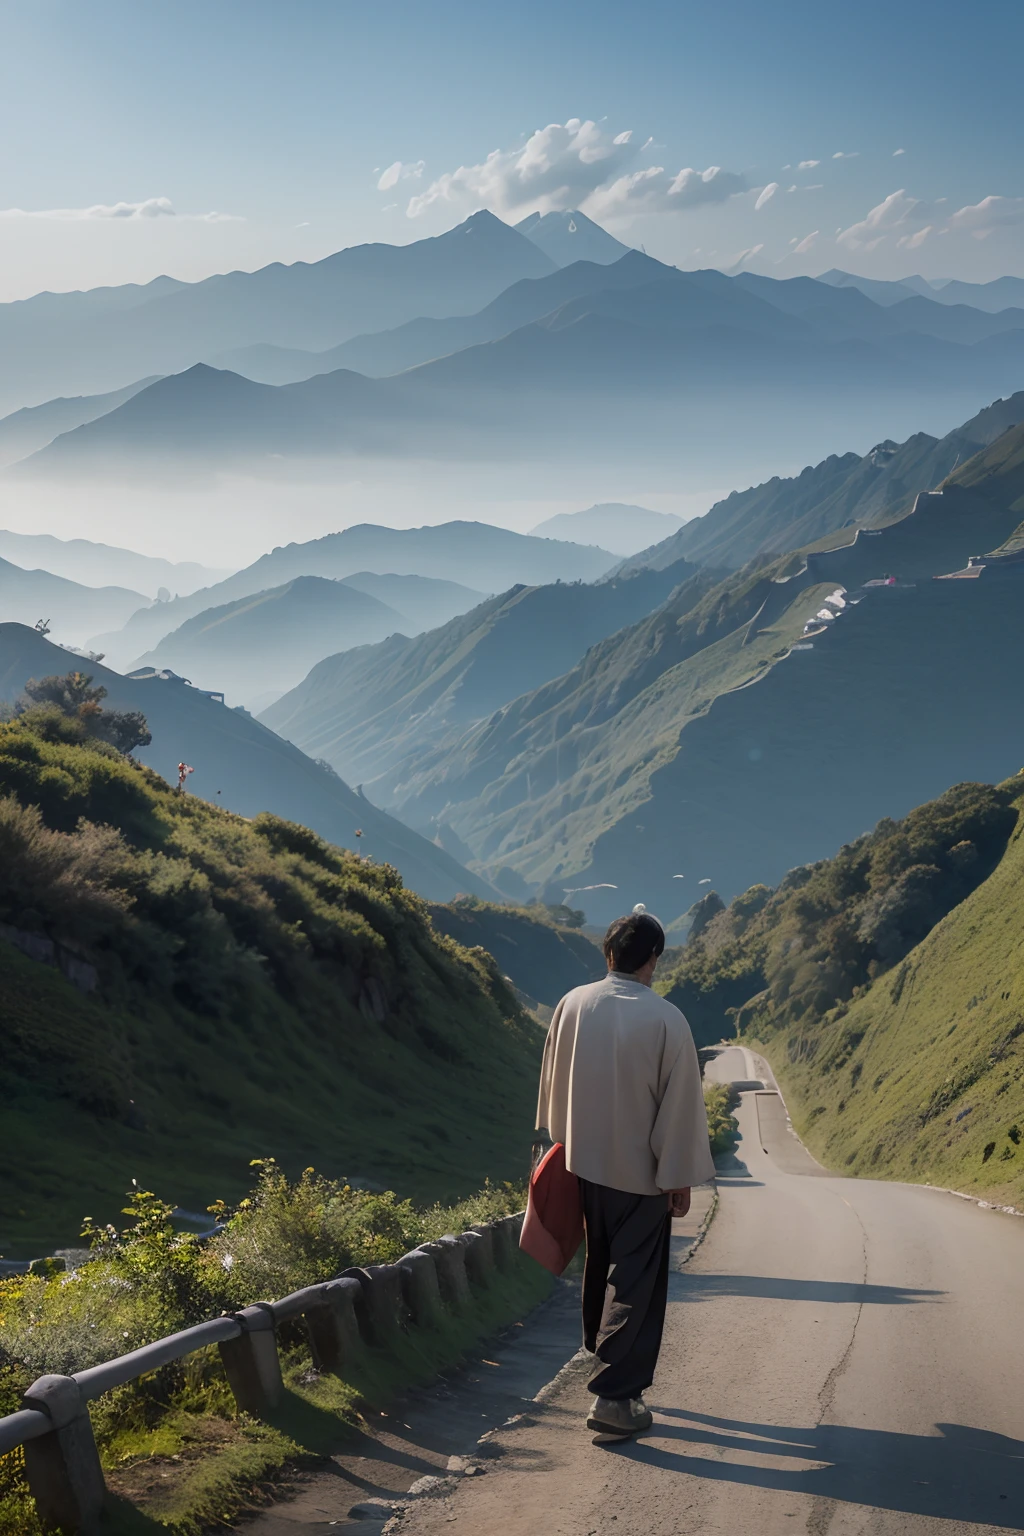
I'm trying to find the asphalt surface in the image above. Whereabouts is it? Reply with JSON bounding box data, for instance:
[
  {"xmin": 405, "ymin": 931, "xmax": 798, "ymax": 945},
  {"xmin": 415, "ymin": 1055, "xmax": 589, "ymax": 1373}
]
[{"xmin": 395, "ymin": 1047, "xmax": 1024, "ymax": 1536}]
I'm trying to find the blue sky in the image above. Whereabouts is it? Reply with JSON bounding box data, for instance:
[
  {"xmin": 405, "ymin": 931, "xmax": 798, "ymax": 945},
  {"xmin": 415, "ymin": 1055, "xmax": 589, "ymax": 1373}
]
[{"xmin": 1, "ymin": 0, "xmax": 1023, "ymax": 300}]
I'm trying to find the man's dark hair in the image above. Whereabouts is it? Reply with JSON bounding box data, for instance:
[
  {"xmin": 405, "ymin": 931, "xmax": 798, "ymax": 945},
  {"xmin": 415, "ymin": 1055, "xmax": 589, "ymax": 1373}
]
[{"xmin": 602, "ymin": 912, "xmax": 665, "ymax": 974}]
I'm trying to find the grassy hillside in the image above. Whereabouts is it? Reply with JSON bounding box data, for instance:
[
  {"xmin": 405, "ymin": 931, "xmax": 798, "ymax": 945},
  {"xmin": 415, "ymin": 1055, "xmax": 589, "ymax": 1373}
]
[
  {"xmin": 661, "ymin": 778, "xmax": 1024, "ymax": 1205},
  {"xmin": 427, "ymin": 897, "xmax": 603, "ymax": 1007},
  {"xmin": 261, "ymin": 562, "xmax": 700, "ymax": 787},
  {"xmin": 0, "ymin": 622, "xmax": 495, "ymax": 902},
  {"xmin": 0, "ymin": 718, "xmax": 543, "ymax": 1256}
]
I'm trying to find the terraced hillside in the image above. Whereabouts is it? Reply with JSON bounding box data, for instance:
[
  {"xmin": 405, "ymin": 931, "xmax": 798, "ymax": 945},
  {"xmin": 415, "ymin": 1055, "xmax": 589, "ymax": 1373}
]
[{"xmin": 369, "ymin": 435, "xmax": 1024, "ymax": 924}]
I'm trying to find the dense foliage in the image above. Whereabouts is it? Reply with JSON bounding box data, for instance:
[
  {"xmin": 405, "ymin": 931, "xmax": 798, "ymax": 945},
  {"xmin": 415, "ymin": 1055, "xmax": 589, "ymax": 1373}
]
[
  {"xmin": 0, "ymin": 693, "xmax": 544, "ymax": 1252},
  {"xmin": 0, "ymin": 1164, "xmax": 525, "ymax": 1536},
  {"xmin": 1, "ymin": 670, "xmax": 152, "ymax": 755},
  {"xmin": 661, "ymin": 781, "xmax": 1019, "ymax": 1048}
]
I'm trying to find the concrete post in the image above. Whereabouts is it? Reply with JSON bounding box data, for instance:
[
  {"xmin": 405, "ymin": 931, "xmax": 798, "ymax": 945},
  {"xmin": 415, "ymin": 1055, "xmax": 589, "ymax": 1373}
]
[
  {"xmin": 21, "ymin": 1374, "xmax": 106, "ymax": 1534},
  {"xmin": 341, "ymin": 1264, "xmax": 407, "ymax": 1344},
  {"xmin": 422, "ymin": 1236, "xmax": 471, "ymax": 1310},
  {"xmin": 487, "ymin": 1217, "xmax": 515, "ymax": 1271},
  {"xmin": 218, "ymin": 1304, "xmax": 283, "ymax": 1417},
  {"xmin": 306, "ymin": 1278, "xmax": 364, "ymax": 1373},
  {"xmin": 399, "ymin": 1249, "xmax": 444, "ymax": 1329},
  {"xmin": 462, "ymin": 1228, "xmax": 495, "ymax": 1289}
]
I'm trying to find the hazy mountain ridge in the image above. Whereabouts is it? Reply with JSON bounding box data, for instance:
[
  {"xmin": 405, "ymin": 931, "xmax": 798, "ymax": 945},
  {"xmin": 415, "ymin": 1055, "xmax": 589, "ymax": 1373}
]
[
  {"xmin": 210, "ymin": 250, "xmax": 669, "ymax": 386},
  {"xmin": 617, "ymin": 390, "xmax": 1024, "ymax": 573},
  {"xmin": 531, "ymin": 503, "xmax": 684, "ymax": 555},
  {"xmin": 0, "ymin": 528, "xmax": 226, "ymax": 597},
  {"xmin": 0, "ymin": 210, "xmax": 557, "ymax": 414},
  {"xmin": 259, "ymin": 560, "xmax": 701, "ymax": 787},
  {"xmin": 13, "ymin": 261, "xmax": 1024, "ymax": 487},
  {"xmin": 0, "ymin": 557, "xmax": 147, "ymax": 644},
  {"xmin": 129, "ymin": 575, "xmax": 409, "ymax": 706},
  {"xmin": 0, "ymin": 377, "xmax": 162, "ymax": 468},
  {"xmin": 88, "ymin": 520, "xmax": 618, "ymax": 663}
]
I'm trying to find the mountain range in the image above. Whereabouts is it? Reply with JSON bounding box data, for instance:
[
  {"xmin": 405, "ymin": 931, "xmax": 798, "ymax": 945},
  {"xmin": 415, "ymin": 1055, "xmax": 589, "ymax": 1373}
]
[
  {"xmin": 208, "ymin": 248, "xmax": 668, "ymax": 386},
  {"xmin": 129, "ymin": 570, "xmax": 485, "ymax": 708},
  {"xmin": 531, "ymin": 503, "xmax": 684, "ymax": 555},
  {"xmin": 0, "ymin": 558, "xmax": 147, "ymax": 644},
  {"xmin": 317, "ymin": 421, "xmax": 1024, "ymax": 922},
  {"xmin": 0, "ymin": 377, "xmax": 161, "ymax": 468},
  {"xmin": 89, "ymin": 521, "xmax": 617, "ymax": 664},
  {"xmin": 0, "ymin": 622, "xmax": 493, "ymax": 903},
  {"xmin": 0, "ymin": 210, "xmax": 556, "ymax": 415},
  {"xmin": 260, "ymin": 559, "xmax": 704, "ymax": 789},
  {"xmin": 818, "ymin": 268, "xmax": 1024, "ymax": 313},
  {"xmin": 129, "ymin": 576, "xmax": 410, "ymax": 708},
  {"xmin": 9, "ymin": 236, "xmax": 1024, "ymax": 488},
  {"xmin": 0, "ymin": 528, "xmax": 226, "ymax": 597}
]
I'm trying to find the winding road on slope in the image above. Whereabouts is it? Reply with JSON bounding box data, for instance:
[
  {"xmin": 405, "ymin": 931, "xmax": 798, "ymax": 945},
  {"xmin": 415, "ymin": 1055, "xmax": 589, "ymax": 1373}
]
[{"xmin": 396, "ymin": 1047, "xmax": 1024, "ymax": 1536}]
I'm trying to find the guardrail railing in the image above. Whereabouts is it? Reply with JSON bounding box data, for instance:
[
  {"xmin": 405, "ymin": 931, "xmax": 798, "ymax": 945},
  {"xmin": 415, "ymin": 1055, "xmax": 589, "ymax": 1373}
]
[{"xmin": 0, "ymin": 1211, "xmax": 525, "ymax": 1535}]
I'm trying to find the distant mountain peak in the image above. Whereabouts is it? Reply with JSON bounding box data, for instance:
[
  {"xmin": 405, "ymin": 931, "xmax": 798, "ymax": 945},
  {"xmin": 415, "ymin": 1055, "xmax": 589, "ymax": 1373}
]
[{"xmin": 515, "ymin": 209, "xmax": 631, "ymax": 267}]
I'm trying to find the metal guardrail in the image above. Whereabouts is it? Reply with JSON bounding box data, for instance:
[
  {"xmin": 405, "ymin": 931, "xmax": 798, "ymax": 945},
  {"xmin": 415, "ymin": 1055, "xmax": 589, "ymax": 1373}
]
[{"xmin": 0, "ymin": 1211, "xmax": 526, "ymax": 1534}]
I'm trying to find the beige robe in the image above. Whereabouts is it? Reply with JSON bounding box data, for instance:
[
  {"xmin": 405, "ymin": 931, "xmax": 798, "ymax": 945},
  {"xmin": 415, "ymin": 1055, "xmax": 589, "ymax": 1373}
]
[{"xmin": 536, "ymin": 974, "xmax": 716, "ymax": 1196}]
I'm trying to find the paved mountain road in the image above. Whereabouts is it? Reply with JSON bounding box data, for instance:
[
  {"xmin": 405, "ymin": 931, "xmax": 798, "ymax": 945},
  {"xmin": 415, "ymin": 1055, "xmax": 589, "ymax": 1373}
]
[{"xmin": 396, "ymin": 1048, "xmax": 1024, "ymax": 1536}]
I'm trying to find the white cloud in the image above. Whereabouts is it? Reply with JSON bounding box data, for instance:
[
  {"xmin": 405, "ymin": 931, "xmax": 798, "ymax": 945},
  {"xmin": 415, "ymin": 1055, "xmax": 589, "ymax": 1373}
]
[
  {"xmin": 0, "ymin": 197, "xmax": 238, "ymax": 222},
  {"xmin": 798, "ymin": 159, "xmax": 820, "ymax": 170},
  {"xmin": 788, "ymin": 183, "xmax": 823, "ymax": 193},
  {"xmin": 793, "ymin": 229, "xmax": 819, "ymax": 253},
  {"xmin": 837, "ymin": 188, "xmax": 936, "ymax": 250},
  {"xmin": 893, "ymin": 148, "xmax": 906, "ymax": 156},
  {"xmin": 404, "ymin": 118, "xmax": 746, "ymax": 222},
  {"xmin": 832, "ymin": 151, "xmax": 860, "ymax": 160},
  {"xmin": 838, "ymin": 186, "xmax": 1024, "ymax": 250},
  {"xmin": 376, "ymin": 160, "xmax": 425, "ymax": 192},
  {"xmin": 947, "ymin": 194, "xmax": 1024, "ymax": 238},
  {"xmin": 754, "ymin": 182, "xmax": 779, "ymax": 211}
]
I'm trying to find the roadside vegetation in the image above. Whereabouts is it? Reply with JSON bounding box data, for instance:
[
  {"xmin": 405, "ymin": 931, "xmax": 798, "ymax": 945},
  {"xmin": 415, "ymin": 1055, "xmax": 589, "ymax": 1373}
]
[
  {"xmin": 0, "ymin": 1164, "xmax": 535, "ymax": 1535},
  {"xmin": 661, "ymin": 778, "xmax": 1024, "ymax": 1204},
  {"xmin": 0, "ymin": 674, "xmax": 545, "ymax": 1253}
]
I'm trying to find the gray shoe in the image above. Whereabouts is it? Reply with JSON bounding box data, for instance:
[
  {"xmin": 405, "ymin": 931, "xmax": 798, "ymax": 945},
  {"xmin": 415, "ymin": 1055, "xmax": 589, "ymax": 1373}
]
[{"xmin": 586, "ymin": 1395, "xmax": 654, "ymax": 1437}]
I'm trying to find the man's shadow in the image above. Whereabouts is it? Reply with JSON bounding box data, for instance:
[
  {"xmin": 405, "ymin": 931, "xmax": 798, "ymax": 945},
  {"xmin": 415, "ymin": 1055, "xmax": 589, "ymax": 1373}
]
[{"xmin": 603, "ymin": 1409, "xmax": 1024, "ymax": 1526}]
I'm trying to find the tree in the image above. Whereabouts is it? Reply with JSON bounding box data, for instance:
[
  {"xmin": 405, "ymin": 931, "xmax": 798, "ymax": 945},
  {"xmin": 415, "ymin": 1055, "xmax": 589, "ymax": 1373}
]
[
  {"xmin": 99, "ymin": 710, "xmax": 153, "ymax": 755},
  {"xmin": 18, "ymin": 672, "xmax": 151, "ymax": 757}
]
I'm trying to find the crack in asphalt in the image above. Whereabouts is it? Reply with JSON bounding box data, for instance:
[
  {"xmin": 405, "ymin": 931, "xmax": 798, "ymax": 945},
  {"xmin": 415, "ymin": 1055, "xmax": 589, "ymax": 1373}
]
[{"xmin": 806, "ymin": 1193, "xmax": 871, "ymax": 1535}]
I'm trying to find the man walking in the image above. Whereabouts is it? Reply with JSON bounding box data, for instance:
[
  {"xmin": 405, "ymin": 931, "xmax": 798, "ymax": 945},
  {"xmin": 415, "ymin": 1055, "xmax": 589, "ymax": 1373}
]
[{"xmin": 536, "ymin": 909, "xmax": 715, "ymax": 1439}]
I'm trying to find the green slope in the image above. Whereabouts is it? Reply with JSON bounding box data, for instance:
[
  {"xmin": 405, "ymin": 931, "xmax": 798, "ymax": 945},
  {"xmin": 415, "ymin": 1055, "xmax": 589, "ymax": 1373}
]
[
  {"xmin": 260, "ymin": 562, "xmax": 699, "ymax": 788},
  {"xmin": 0, "ymin": 621, "xmax": 495, "ymax": 903},
  {"xmin": 0, "ymin": 723, "xmax": 543, "ymax": 1256},
  {"xmin": 373, "ymin": 462, "xmax": 1024, "ymax": 921},
  {"xmin": 661, "ymin": 778, "xmax": 1024, "ymax": 1207},
  {"xmin": 426, "ymin": 898, "xmax": 603, "ymax": 1007}
]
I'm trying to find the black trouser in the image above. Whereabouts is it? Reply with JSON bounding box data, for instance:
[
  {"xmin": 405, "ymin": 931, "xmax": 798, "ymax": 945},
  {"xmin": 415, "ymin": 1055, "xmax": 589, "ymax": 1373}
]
[{"xmin": 580, "ymin": 1179, "xmax": 671, "ymax": 1401}]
